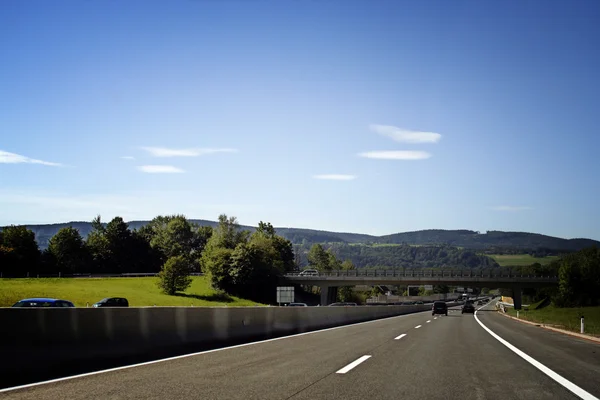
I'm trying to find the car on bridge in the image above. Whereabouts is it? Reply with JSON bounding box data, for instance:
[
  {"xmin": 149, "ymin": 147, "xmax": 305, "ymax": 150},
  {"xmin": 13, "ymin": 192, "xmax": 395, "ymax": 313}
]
[
  {"xmin": 431, "ymin": 301, "xmax": 448, "ymax": 316},
  {"xmin": 299, "ymin": 269, "xmax": 319, "ymax": 276}
]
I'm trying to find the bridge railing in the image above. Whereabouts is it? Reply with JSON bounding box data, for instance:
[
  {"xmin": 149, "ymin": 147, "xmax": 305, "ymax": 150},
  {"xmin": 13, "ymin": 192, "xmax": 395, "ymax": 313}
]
[{"xmin": 284, "ymin": 270, "xmax": 557, "ymax": 280}]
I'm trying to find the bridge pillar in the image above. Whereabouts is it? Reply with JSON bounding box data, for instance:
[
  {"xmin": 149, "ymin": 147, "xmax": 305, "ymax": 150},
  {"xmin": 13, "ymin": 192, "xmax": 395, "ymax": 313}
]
[
  {"xmin": 512, "ymin": 287, "xmax": 522, "ymax": 310},
  {"xmin": 320, "ymin": 286, "xmax": 338, "ymax": 306}
]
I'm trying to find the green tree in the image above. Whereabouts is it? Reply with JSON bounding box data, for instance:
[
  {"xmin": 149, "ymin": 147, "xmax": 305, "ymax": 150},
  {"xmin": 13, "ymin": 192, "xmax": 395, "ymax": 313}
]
[
  {"xmin": 307, "ymin": 244, "xmax": 330, "ymax": 271},
  {"xmin": 202, "ymin": 217, "xmax": 292, "ymax": 302},
  {"xmin": 371, "ymin": 285, "xmax": 384, "ymax": 297},
  {"xmin": 150, "ymin": 215, "xmax": 195, "ymax": 260},
  {"xmin": 157, "ymin": 255, "xmax": 192, "ymax": 295},
  {"xmin": 338, "ymin": 260, "xmax": 356, "ymax": 302},
  {"xmin": 47, "ymin": 227, "xmax": 90, "ymax": 274},
  {"xmin": 1, "ymin": 225, "xmax": 41, "ymax": 276}
]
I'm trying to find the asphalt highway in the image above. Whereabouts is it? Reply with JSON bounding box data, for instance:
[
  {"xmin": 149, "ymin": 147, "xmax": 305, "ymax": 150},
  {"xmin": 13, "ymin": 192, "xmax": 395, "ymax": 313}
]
[{"xmin": 2, "ymin": 302, "xmax": 599, "ymax": 400}]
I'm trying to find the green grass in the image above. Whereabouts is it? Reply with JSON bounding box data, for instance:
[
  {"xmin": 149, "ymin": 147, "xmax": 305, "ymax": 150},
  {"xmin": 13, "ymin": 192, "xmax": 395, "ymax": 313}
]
[
  {"xmin": 488, "ymin": 254, "xmax": 559, "ymax": 266},
  {"xmin": 506, "ymin": 305, "xmax": 600, "ymax": 336},
  {"xmin": 0, "ymin": 276, "xmax": 265, "ymax": 308}
]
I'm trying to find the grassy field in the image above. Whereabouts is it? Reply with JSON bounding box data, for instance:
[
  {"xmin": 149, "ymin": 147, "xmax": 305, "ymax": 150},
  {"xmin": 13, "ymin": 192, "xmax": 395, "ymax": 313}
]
[
  {"xmin": 0, "ymin": 276, "xmax": 264, "ymax": 308},
  {"xmin": 506, "ymin": 305, "xmax": 600, "ymax": 336},
  {"xmin": 488, "ymin": 254, "xmax": 559, "ymax": 266}
]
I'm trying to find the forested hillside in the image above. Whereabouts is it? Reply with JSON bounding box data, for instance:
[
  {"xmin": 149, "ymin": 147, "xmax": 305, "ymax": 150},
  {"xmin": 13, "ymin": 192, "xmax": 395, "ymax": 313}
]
[
  {"xmin": 294, "ymin": 243, "xmax": 499, "ymax": 269},
  {"xmin": 3, "ymin": 222, "xmax": 598, "ymax": 253}
]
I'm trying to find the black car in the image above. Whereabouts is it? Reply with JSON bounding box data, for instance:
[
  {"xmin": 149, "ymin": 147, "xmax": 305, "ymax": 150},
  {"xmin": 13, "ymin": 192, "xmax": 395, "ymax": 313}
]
[
  {"xmin": 93, "ymin": 297, "xmax": 129, "ymax": 307},
  {"xmin": 462, "ymin": 301, "xmax": 475, "ymax": 314},
  {"xmin": 432, "ymin": 301, "xmax": 448, "ymax": 316},
  {"xmin": 328, "ymin": 302, "xmax": 358, "ymax": 306}
]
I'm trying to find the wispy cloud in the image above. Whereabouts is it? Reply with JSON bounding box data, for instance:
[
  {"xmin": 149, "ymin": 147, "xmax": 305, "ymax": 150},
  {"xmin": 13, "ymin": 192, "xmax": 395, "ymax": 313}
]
[
  {"xmin": 120, "ymin": 156, "xmax": 135, "ymax": 160},
  {"xmin": 141, "ymin": 147, "xmax": 238, "ymax": 157},
  {"xmin": 490, "ymin": 206, "xmax": 533, "ymax": 211},
  {"xmin": 370, "ymin": 124, "xmax": 442, "ymax": 144},
  {"xmin": 0, "ymin": 150, "xmax": 62, "ymax": 166},
  {"xmin": 137, "ymin": 165, "xmax": 185, "ymax": 174},
  {"xmin": 358, "ymin": 150, "xmax": 431, "ymax": 160},
  {"xmin": 313, "ymin": 174, "xmax": 356, "ymax": 181}
]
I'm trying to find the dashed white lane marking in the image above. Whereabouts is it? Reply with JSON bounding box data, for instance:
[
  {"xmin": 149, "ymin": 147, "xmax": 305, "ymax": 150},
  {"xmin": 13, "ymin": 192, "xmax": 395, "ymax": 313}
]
[
  {"xmin": 426, "ymin": 320, "xmax": 431, "ymax": 323},
  {"xmin": 474, "ymin": 306, "xmax": 599, "ymax": 400},
  {"xmin": 415, "ymin": 325, "xmax": 422, "ymax": 329},
  {"xmin": 434, "ymin": 317, "xmax": 438, "ymax": 320},
  {"xmin": 394, "ymin": 334, "xmax": 407, "ymax": 340},
  {"xmin": 336, "ymin": 355, "xmax": 372, "ymax": 374},
  {"xmin": 0, "ymin": 309, "xmax": 433, "ymax": 394}
]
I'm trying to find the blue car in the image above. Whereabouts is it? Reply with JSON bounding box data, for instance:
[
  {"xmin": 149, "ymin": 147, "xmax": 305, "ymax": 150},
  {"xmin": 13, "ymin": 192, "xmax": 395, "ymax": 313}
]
[{"xmin": 12, "ymin": 298, "xmax": 75, "ymax": 308}]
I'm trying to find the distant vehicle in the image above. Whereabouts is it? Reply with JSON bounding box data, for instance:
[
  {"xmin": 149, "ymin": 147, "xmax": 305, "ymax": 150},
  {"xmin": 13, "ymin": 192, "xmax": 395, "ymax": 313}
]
[
  {"xmin": 286, "ymin": 302, "xmax": 308, "ymax": 307},
  {"xmin": 299, "ymin": 269, "xmax": 319, "ymax": 276},
  {"xmin": 462, "ymin": 302, "xmax": 475, "ymax": 314},
  {"xmin": 477, "ymin": 300, "xmax": 484, "ymax": 305},
  {"xmin": 12, "ymin": 298, "xmax": 75, "ymax": 308},
  {"xmin": 329, "ymin": 302, "xmax": 358, "ymax": 306},
  {"xmin": 93, "ymin": 297, "xmax": 129, "ymax": 308},
  {"xmin": 415, "ymin": 301, "xmax": 424, "ymax": 305},
  {"xmin": 432, "ymin": 301, "xmax": 448, "ymax": 316}
]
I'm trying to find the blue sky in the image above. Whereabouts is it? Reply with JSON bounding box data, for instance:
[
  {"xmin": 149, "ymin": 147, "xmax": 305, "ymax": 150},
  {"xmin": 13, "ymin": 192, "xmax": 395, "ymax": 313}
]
[{"xmin": 1, "ymin": 0, "xmax": 599, "ymax": 239}]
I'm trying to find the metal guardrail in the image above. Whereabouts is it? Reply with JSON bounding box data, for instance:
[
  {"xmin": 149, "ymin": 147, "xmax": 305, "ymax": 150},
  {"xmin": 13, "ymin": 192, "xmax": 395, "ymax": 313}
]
[{"xmin": 284, "ymin": 270, "xmax": 557, "ymax": 280}]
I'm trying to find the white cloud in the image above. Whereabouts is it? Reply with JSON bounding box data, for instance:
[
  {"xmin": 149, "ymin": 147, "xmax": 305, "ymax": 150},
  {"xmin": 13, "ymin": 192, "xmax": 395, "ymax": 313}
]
[
  {"xmin": 370, "ymin": 124, "xmax": 442, "ymax": 144},
  {"xmin": 313, "ymin": 174, "xmax": 356, "ymax": 181},
  {"xmin": 120, "ymin": 156, "xmax": 135, "ymax": 160},
  {"xmin": 358, "ymin": 150, "xmax": 431, "ymax": 160},
  {"xmin": 141, "ymin": 147, "xmax": 238, "ymax": 157},
  {"xmin": 490, "ymin": 206, "xmax": 533, "ymax": 211},
  {"xmin": 0, "ymin": 150, "xmax": 62, "ymax": 166},
  {"xmin": 137, "ymin": 165, "xmax": 185, "ymax": 173}
]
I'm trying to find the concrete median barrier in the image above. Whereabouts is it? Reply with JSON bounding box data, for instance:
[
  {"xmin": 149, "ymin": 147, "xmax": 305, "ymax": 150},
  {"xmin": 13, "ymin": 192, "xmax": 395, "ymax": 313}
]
[{"xmin": 0, "ymin": 304, "xmax": 430, "ymax": 388}]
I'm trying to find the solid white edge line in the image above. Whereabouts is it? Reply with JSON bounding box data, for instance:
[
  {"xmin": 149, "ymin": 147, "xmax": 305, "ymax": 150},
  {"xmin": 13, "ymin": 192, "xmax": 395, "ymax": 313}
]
[
  {"xmin": 394, "ymin": 333, "xmax": 407, "ymax": 340},
  {"xmin": 415, "ymin": 325, "xmax": 422, "ymax": 329},
  {"xmin": 0, "ymin": 309, "xmax": 432, "ymax": 393},
  {"xmin": 474, "ymin": 306, "xmax": 599, "ymax": 400},
  {"xmin": 336, "ymin": 355, "xmax": 372, "ymax": 374}
]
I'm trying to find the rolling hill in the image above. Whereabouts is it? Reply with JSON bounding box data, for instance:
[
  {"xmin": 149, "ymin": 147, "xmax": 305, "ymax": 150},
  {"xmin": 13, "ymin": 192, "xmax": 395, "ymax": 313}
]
[{"xmin": 2, "ymin": 221, "xmax": 598, "ymax": 253}]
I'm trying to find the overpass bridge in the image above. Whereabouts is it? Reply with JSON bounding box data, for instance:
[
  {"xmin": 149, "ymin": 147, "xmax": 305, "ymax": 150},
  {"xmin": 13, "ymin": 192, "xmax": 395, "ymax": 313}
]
[{"xmin": 283, "ymin": 269, "xmax": 558, "ymax": 308}]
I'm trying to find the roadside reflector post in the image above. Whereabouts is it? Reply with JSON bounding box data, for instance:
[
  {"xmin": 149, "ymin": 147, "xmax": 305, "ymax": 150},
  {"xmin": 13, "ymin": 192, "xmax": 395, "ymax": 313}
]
[
  {"xmin": 581, "ymin": 315, "xmax": 584, "ymax": 334},
  {"xmin": 86, "ymin": 302, "xmax": 89, "ymax": 308},
  {"xmin": 517, "ymin": 310, "xmax": 519, "ymax": 319}
]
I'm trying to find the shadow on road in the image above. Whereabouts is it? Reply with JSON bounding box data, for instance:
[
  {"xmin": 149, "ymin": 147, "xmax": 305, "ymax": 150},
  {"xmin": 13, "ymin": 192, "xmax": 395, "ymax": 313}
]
[{"xmin": 174, "ymin": 292, "xmax": 234, "ymax": 303}]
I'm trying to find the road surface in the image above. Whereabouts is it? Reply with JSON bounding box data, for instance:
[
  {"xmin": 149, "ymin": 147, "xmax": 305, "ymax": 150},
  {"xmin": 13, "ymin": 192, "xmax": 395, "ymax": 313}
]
[{"xmin": 2, "ymin": 302, "xmax": 599, "ymax": 400}]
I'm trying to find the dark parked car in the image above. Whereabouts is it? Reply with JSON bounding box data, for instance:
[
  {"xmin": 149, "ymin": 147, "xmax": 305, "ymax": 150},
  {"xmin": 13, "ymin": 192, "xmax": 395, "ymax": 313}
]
[
  {"xmin": 328, "ymin": 302, "xmax": 358, "ymax": 306},
  {"xmin": 93, "ymin": 297, "xmax": 129, "ymax": 308},
  {"xmin": 432, "ymin": 301, "xmax": 448, "ymax": 316},
  {"xmin": 286, "ymin": 302, "xmax": 308, "ymax": 307},
  {"xmin": 12, "ymin": 298, "xmax": 75, "ymax": 308},
  {"xmin": 462, "ymin": 301, "xmax": 475, "ymax": 314}
]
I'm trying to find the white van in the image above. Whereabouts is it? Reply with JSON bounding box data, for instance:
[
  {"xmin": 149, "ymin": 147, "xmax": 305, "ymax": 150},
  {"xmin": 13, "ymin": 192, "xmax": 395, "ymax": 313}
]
[{"xmin": 299, "ymin": 269, "xmax": 319, "ymax": 276}]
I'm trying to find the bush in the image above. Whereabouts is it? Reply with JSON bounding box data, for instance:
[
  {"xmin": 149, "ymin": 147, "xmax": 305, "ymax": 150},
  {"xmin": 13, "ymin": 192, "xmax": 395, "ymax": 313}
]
[{"xmin": 157, "ymin": 256, "xmax": 192, "ymax": 295}]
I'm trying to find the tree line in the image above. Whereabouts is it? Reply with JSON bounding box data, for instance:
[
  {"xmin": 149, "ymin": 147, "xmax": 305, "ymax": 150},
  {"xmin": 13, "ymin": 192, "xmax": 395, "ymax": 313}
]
[
  {"xmin": 0, "ymin": 214, "xmax": 296, "ymax": 303},
  {"xmin": 505, "ymin": 247, "xmax": 600, "ymax": 308}
]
